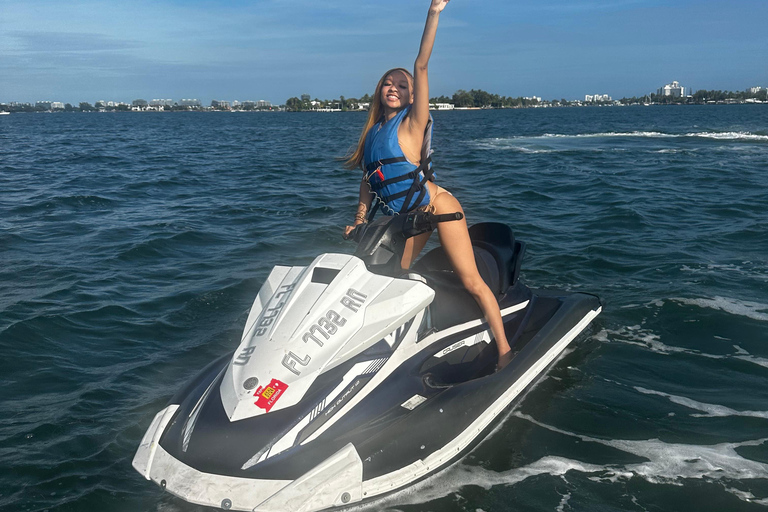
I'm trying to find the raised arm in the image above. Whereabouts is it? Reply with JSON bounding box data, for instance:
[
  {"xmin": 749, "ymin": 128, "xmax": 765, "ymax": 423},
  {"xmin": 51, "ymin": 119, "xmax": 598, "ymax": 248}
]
[{"xmin": 405, "ymin": 0, "xmax": 449, "ymax": 135}]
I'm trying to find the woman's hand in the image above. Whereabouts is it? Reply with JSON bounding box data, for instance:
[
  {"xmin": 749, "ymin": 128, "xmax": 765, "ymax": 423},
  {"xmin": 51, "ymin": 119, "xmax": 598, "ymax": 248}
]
[
  {"xmin": 430, "ymin": 0, "xmax": 449, "ymax": 13},
  {"xmin": 343, "ymin": 222, "xmax": 365, "ymax": 240}
]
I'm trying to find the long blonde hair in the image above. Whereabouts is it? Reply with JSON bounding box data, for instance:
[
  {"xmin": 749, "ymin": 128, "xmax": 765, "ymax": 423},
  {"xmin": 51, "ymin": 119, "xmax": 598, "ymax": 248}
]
[{"xmin": 344, "ymin": 68, "xmax": 413, "ymax": 171}]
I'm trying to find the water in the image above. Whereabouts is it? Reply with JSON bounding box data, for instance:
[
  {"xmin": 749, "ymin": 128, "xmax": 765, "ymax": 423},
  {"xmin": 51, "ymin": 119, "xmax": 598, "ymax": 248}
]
[{"xmin": 1, "ymin": 105, "xmax": 767, "ymax": 511}]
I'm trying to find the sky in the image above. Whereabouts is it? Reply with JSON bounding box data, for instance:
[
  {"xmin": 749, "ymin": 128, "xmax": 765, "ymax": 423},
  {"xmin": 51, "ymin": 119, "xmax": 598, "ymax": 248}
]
[{"xmin": 1, "ymin": 0, "xmax": 767, "ymax": 105}]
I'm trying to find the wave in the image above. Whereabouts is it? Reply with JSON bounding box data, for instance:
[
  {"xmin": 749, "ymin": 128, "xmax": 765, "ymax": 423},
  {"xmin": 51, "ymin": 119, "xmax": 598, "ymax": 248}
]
[
  {"xmin": 680, "ymin": 263, "xmax": 768, "ymax": 283},
  {"xmin": 9, "ymin": 194, "xmax": 116, "ymax": 214},
  {"xmin": 733, "ymin": 345, "xmax": 768, "ymax": 369},
  {"xmin": 353, "ymin": 453, "xmax": 606, "ymax": 511},
  {"xmin": 634, "ymin": 386, "xmax": 768, "ymax": 419},
  {"xmin": 540, "ymin": 131, "xmax": 768, "ymax": 141},
  {"xmin": 672, "ymin": 296, "xmax": 768, "ymax": 322},
  {"xmin": 358, "ymin": 410, "xmax": 768, "ymax": 510},
  {"xmin": 689, "ymin": 131, "xmax": 768, "ymax": 141},
  {"xmin": 541, "ymin": 131, "xmax": 672, "ymax": 139},
  {"xmin": 476, "ymin": 130, "xmax": 768, "ymax": 149},
  {"xmin": 594, "ymin": 325, "xmax": 696, "ymax": 356},
  {"xmin": 595, "ymin": 324, "xmax": 768, "ymax": 370},
  {"xmin": 515, "ymin": 412, "xmax": 768, "ymax": 501}
]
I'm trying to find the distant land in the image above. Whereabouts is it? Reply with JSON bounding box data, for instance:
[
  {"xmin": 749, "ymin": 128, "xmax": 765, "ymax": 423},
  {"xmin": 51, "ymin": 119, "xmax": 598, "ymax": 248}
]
[{"xmin": 2, "ymin": 84, "xmax": 766, "ymax": 114}]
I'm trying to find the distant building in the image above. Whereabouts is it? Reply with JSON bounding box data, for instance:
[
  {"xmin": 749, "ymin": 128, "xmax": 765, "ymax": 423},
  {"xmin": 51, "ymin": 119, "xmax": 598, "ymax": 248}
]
[
  {"xmin": 211, "ymin": 100, "xmax": 230, "ymax": 109},
  {"xmin": 178, "ymin": 99, "xmax": 201, "ymax": 107},
  {"xmin": 524, "ymin": 96, "xmax": 542, "ymax": 103},
  {"xmin": 36, "ymin": 101, "xmax": 52, "ymax": 110},
  {"xmin": 658, "ymin": 81, "xmax": 685, "ymax": 98},
  {"xmin": 257, "ymin": 100, "xmax": 272, "ymax": 108},
  {"xmin": 150, "ymin": 99, "xmax": 173, "ymax": 107},
  {"xmin": 432, "ymin": 103, "xmax": 454, "ymax": 110},
  {"xmin": 585, "ymin": 94, "xmax": 611, "ymax": 102},
  {"xmin": 750, "ymin": 86, "xmax": 765, "ymax": 94},
  {"xmin": 232, "ymin": 100, "xmax": 241, "ymax": 108},
  {"xmin": 132, "ymin": 99, "xmax": 148, "ymax": 107},
  {"xmin": 301, "ymin": 94, "xmax": 311, "ymax": 102},
  {"xmin": 51, "ymin": 102, "xmax": 65, "ymax": 110}
]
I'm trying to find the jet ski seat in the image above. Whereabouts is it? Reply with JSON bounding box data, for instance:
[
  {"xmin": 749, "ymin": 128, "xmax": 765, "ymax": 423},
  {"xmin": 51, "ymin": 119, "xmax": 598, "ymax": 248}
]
[
  {"xmin": 413, "ymin": 222, "xmax": 524, "ymax": 297},
  {"xmin": 412, "ymin": 223, "xmax": 526, "ymax": 331}
]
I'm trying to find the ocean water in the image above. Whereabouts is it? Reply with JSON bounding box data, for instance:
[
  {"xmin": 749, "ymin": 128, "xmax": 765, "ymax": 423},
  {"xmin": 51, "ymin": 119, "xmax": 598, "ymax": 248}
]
[{"xmin": 1, "ymin": 105, "xmax": 767, "ymax": 512}]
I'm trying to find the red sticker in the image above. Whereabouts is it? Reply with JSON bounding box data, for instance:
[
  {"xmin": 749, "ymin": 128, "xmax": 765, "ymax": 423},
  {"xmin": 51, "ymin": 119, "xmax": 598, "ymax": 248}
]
[{"xmin": 254, "ymin": 379, "xmax": 288, "ymax": 412}]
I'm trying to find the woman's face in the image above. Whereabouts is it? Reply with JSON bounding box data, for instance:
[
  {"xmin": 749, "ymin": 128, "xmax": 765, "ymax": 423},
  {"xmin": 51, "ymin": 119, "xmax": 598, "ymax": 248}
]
[{"xmin": 380, "ymin": 70, "xmax": 412, "ymax": 113}]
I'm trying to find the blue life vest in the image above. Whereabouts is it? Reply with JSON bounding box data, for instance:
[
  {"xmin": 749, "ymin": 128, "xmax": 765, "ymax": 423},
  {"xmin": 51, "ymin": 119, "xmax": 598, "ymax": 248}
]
[{"xmin": 363, "ymin": 106, "xmax": 434, "ymax": 217}]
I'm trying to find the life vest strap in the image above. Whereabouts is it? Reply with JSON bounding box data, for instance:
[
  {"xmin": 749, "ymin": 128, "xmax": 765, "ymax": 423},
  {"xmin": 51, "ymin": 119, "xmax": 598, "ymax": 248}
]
[
  {"xmin": 397, "ymin": 157, "xmax": 434, "ymax": 214},
  {"xmin": 369, "ymin": 170, "xmax": 419, "ymax": 191},
  {"xmin": 365, "ymin": 157, "xmax": 408, "ymax": 172}
]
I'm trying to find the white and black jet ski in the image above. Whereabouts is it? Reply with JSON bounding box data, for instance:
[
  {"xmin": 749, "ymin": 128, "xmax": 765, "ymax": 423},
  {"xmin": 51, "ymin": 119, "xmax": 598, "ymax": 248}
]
[{"xmin": 133, "ymin": 212, "xmax": 601, "ymax": 511}]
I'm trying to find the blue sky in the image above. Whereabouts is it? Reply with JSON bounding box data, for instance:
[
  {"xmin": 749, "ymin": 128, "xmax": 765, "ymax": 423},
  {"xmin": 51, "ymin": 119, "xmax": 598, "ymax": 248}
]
[{"xmin": 2, "ymin": 0, "xmax": 767, "ymax": 104}]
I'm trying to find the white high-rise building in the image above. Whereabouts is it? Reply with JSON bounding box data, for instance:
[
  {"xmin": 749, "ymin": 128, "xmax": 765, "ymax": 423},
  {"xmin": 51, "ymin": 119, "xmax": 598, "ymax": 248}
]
[{"xmin": 657, "ymin": 81, "xmax": 685, "ymax": 98}]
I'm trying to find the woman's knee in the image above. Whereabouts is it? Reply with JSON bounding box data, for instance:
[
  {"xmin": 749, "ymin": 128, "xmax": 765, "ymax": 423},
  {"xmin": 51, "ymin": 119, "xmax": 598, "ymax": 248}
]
[{"xmin": 460, "ymin": 273, "xmax": 489, "ymax": 298}]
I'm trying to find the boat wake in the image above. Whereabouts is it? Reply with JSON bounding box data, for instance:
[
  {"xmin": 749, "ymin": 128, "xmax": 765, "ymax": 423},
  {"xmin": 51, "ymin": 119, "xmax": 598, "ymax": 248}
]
[
  {"xmin": 671, "ymin": 296, "xmax": 768, "ymax": 322},
  {"xmin": 473, "ymin": 130, "xmax": 768, "ymax": 153},
  {"xmin": 357, "ymin": 410, "xmax": 768, "ymax": 510}
]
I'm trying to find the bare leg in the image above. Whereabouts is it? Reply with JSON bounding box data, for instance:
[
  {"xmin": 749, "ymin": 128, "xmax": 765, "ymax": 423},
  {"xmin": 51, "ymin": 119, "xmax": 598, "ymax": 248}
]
[
  {"xmin": 402, "ymin": 231, "xmax": 431, "ymax": 269},
  {"xmin": 428, "ymin": 185, "xmax": 512, "ymax": 363}
]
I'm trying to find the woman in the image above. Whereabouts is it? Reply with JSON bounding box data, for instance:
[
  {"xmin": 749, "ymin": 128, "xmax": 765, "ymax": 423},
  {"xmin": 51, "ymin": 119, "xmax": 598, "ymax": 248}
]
[{"xmin": 343, "ymin": 0, "xmax": 512, "ymax": 367}]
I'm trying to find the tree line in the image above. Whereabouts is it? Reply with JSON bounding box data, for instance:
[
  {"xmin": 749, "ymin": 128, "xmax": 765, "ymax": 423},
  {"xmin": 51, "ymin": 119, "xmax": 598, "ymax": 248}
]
[
  {"xmin": 4, "ymin": 86, "xmax": 765, "ymax": 114},
  {"xmin": 618, "ymin": 88, "xmax": 768, "ymax": 105},
  {"xmin": 284, "ymin": 89, "xmax": 542, "ymax": 111}
]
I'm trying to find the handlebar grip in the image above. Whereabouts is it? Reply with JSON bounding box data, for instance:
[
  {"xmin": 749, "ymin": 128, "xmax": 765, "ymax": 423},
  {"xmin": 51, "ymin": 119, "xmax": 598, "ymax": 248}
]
[
  {"xmin": 344, "ymin": 223, "xmax": 368, "ymax": 241},
  {"xmin": 432, "ymin": 212, "xmax": 464, "ymax": 223}
]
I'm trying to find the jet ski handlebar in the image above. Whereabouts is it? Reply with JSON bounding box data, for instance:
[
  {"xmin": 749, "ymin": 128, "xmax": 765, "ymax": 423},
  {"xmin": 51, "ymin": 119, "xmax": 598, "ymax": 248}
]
[
  {"xmin": 402, "ymin": 212, "xmax": 464, "ymax": 238},
  {"xmin": 345, "ymin": 211, "xmax": 463, "ymax": 242},
  {"xmin": 347, "ymin": 211, "xmax": 464, "ymax": 274}
]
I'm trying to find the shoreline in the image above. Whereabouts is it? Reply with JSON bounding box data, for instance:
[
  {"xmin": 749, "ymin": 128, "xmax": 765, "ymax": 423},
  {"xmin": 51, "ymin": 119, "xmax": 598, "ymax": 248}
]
[{"xmin": 2, "ymin": 101, "xmax": 766, "ymax": 115}]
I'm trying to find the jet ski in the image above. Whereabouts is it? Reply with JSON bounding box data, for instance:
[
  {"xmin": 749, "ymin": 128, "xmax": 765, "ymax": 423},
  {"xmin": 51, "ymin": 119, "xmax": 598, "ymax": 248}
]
[{"xmin": 133, "ymin": 211, "xmax": 601, "ymax": 512}]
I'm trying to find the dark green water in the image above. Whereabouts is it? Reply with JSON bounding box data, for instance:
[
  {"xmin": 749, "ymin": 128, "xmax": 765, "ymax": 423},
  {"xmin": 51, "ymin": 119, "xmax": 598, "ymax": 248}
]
[{"xmin": 1, "ymin": 105, "xmax": 767, "ymax": 511}]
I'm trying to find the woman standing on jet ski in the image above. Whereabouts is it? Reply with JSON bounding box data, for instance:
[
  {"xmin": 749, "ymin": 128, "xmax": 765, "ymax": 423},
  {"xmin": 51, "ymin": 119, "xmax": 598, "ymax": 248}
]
[{"xmin": 344, "ymin": 0, "xmax": 512, "ymax": 365}]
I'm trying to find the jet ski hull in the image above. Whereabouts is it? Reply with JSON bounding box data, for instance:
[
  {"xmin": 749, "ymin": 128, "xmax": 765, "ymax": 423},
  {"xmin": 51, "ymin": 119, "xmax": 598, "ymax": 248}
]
[{"xmin": 134, "ymin": 287, "xmax": 600, "ymax": 511}]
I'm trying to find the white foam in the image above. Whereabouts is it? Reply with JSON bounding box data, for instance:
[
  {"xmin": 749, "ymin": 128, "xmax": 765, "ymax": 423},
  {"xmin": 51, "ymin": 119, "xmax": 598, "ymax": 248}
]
[
  {"xmin": 672, "ymin": 296, "xmax": 768, "ymax": 322},
  {"xmin": 730, "ymin": 344, "xmax": 768, "ymax": 370},
  {"xmin": 355, "ymin": 455, "xmax": 606, "ymax": 511},
  {"xmin": 601, "ymin": 324, "xmax": 695, "ymax": 356},
  {"xmin": 541, "ymin": 131, "xmax": 671, "ymax": 139},
  {"xmin": 688, "ymin": 131, "xmax": 768, "ymax": 141},
  {"xmin": 722, "ymin": 486, "xmax": 768, "ymax": 506},
  {"xmin": 355, "ymin": 408, "xmax": 768, "ymax": 510},
  {"xmin": 634, "ymin": 386, "xmax": 768, "ymax": 419},
  {"xmin": 734, "ymin": 353, "xmax": 768, "ymax": 369},
  {"xmin": 599, "ymin": 323, "xmax": 768, "ymax": 373},
  {"xmin": 474, "ymin": 131, "xmax": 768, "ymax": 155},
  {"xmin": 555, "ymin": 489, "xmax": 572, "ymax": 512},
  {"xmin": 733, "ymin": 345, "xmax": 750, "ymax": 355},
  {"xmin": 680, "ymin": 263, "xmax": 768, "ymax": 282},
  {"xmin": 515, "ymin": 412, "xmax": 768, "ymax": 501}
]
